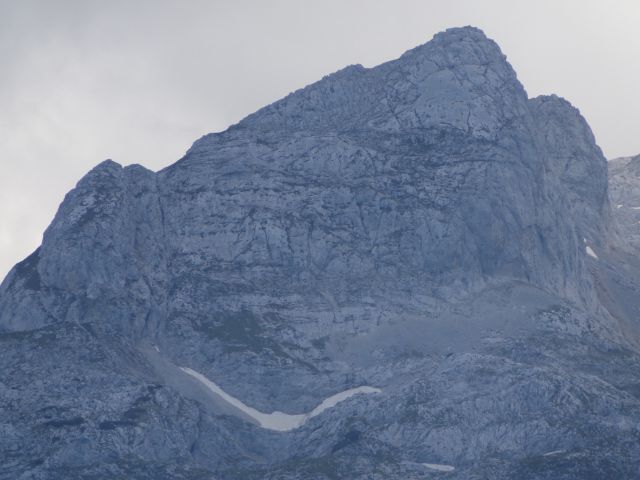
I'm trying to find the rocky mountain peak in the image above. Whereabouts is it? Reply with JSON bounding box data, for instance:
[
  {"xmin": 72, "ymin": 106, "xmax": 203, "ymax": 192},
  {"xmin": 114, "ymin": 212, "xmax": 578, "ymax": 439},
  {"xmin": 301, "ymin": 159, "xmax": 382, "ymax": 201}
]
[
  {"xmin": 401, "ymin": 26, "xmax": 510, "ymax": 69},
  {"xmin": 1, "ymin": 27, "xmax": 611, "ymax": 338},
  {"xmin": 625, "ymin": 153, "xmax": 640, "ymax": 175},
  {"xmin": 189, "ymin": 26, "xmax": 525, "ymax": 157},
  {"xmin": 2, "ymin": 26, "xmax": 639, "ymax": 480},
  {"xmin": 529, "ymin": 94, "xmax": 610, "ymax": 247}
]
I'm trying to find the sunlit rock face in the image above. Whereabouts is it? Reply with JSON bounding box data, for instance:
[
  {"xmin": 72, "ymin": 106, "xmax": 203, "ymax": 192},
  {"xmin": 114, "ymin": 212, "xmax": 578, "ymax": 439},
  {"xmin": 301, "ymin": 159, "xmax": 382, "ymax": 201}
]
[{"xmin": 2, "ymin": 27, "xmax": 640, "ymax": 480}]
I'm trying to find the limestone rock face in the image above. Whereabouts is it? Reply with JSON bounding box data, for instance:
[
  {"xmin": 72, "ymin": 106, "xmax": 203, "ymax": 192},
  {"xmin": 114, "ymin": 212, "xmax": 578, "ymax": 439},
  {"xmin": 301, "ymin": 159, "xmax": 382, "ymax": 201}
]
[
  {"xmin": 609, "ymin": 154, "xmax": 640, "ymax": 250},
  {"xmin": 2, "ymin": 27, "xmax": 640, "ymax": 479},
  {"xmin": 529, "ymin": 95, "xmax": 611, "ymax": 246}
]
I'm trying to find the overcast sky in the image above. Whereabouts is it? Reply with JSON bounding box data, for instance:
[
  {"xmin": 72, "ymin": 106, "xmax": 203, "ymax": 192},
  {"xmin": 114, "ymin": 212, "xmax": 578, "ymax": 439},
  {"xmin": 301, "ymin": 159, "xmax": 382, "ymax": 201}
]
[{"xmin": 1, "ymin": 0, "xmax": 640, "ymax": 278}]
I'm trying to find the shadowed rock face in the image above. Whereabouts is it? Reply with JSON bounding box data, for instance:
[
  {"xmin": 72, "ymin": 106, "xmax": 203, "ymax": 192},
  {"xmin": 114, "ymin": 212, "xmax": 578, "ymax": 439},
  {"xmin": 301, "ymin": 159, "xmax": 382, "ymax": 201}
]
[
  {"xmin": 609, "ymin": 154, "xmax": 640, "ymax": 249},
  {"xmin": 1, "ymin": 27, "xmax": 639, "ymax": 479}
]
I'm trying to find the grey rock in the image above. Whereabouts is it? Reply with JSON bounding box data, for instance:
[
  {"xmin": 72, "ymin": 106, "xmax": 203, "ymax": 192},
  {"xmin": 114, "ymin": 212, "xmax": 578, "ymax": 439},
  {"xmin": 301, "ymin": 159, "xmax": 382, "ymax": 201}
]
[
  {"xmin": 1, "ymin": 26, "xmax": 640, "ymax": 479},
  {"xmin": 609, "ymin": 153, "xmax": 640, "ymax": 251}
]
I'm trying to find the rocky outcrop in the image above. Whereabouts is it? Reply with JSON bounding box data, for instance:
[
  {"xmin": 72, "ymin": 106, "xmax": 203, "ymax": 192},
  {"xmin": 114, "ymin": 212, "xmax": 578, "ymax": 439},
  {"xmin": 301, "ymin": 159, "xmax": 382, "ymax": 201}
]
[
  {"xmin": 609, "ymin": 154, "xmax": 640, "ymax": 250},
  {"xmin": 1, "ymin": 26, "xmax": 639, "ymax": 480},
  {"xmin": 1, "ymin": 28, "xmax": 609, "ymax": 334}
]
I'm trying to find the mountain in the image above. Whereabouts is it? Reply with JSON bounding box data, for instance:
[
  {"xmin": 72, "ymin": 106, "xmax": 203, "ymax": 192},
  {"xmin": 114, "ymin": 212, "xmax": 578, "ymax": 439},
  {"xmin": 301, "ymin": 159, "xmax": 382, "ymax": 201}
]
[
  {"xmin": 609, "ymin": 154, "xmax": 640, "ymax": 251},
  {"xmin": 2, "ymin": 26, "xmax": 640, "ymax": 479}
]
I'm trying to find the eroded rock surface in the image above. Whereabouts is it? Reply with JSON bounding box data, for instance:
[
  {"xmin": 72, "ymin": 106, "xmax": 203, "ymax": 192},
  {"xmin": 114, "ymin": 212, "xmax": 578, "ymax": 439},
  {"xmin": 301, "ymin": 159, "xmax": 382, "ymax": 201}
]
[{"xmin": 2, "ymin": 26, "xmax": 640, "ymax": 479}]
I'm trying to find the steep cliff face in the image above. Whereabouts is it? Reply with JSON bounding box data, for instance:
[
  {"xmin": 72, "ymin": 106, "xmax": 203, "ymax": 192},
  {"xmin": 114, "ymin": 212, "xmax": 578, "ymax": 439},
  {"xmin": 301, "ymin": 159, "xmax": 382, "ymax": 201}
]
[
  {"xmin": 609, "ymin": 154, "xmax": 640, "ymax": 250},
  {"xmin": 529, "ymin": 95, "xmax": 611, "ymax": 247},
  {"xmin": 1, "ymin": 27, "xmax": 608, "ymax": 336},
  {"xmin": 2, "ymin": 27, "xmax": 639, "ymax": 480}
]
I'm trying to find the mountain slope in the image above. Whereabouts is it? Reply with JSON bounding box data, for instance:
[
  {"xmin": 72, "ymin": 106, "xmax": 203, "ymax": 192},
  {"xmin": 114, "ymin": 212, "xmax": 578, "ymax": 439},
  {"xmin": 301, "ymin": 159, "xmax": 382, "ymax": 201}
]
[
  {"xmin": 609, "ymin": 154, "xmax": 640, "ymax": 250},
  {"xmin": 1, "ymin": 26, "xmax": 640, "ymax": 479}
]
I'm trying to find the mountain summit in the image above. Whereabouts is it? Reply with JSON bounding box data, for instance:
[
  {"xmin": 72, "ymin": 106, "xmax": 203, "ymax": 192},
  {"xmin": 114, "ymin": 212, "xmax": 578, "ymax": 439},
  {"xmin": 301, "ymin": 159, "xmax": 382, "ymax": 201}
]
[{"xmin": 1, "ymin": 27, "xmax": 639, "ymax": 479}]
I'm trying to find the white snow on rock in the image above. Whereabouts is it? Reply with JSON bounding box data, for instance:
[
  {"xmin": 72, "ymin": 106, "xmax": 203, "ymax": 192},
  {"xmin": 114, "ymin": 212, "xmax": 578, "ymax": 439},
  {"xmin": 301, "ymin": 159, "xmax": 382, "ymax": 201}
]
[
  {"xmin": 306, "ymin": 385, "xmax": 381, "ymax": 419},
  {"xmin": 586, "ymin": 245, "xmax": 598, "ymax": 259},
  {"xmin": 422, "ymin": 463, "xmax": 456, "ymax": 472},
  {"xmin": 180, "ymin": 367, "xmax": 381, "ymax": 432},
  {"xmin": 543, "ymin": 450, "xmax": 565, "ymax": 456}
]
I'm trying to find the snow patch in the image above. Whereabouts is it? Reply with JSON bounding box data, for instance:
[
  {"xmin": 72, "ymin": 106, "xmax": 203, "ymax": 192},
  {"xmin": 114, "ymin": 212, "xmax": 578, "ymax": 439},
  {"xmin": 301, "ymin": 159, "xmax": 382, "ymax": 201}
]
[
  {"xmin": 422, "ymin": 463, "xmax": 455, "ymax": 472},
  {"xmin": 586, "ymin": 245, "xmax": 598, "ymax": 259},
  {"xmin": 180, "ymin": 367, "xmax": 381, "ymax": 432},
  {"xmin": 307, "ymin": 386, "xmax": 381, "ymax": 419},
  {"xmin": 543, "ymin": 450, "xmax": 565, "ymax": 456},
  {"xmin": 617, "ymin": 204, "xmax": 624, "ymax": 208}
]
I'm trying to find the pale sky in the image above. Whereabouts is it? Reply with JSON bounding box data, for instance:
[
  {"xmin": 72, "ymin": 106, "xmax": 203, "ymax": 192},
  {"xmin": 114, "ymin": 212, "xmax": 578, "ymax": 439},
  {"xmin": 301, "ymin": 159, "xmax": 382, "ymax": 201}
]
[{"xmin": 2, "ymin": 0, "xmax": 640, "ymax": 278}]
